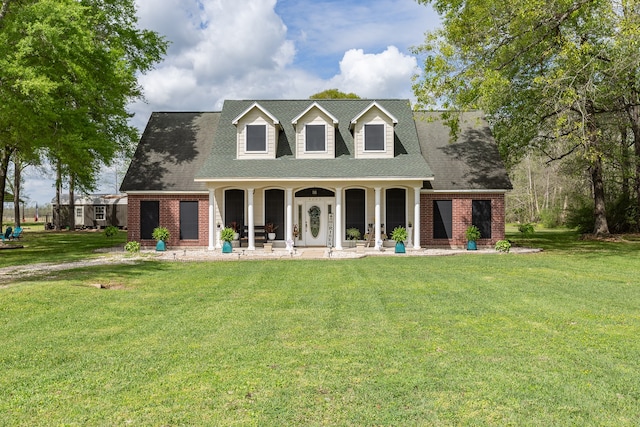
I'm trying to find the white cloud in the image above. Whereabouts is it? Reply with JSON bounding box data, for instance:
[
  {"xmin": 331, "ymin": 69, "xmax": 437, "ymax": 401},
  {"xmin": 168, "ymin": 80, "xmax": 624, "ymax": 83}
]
[
  {"xmin": 328, "ymin": 46, "xmax": 419, "ymax": 98},
  {"xmin": 23, "ymin": 0, "xmax": 440, "ymax": 206}
]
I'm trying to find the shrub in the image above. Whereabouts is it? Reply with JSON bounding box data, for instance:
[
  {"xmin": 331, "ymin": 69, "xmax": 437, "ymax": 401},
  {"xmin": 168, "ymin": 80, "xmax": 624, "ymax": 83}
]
[
  {"xmin": 518, "ymin": 223, "xmax": 535, "ymax": 237},
  {"xmin": 495, "ymin": 240, "xmax": 511, "ymax": 253},
  {"xmin": 540, "ymin": 208, "xmax": 562, "ymax": 229},
  {"xmin": 124, "ymin": 241, "xmax": 141, "ymax": 253},
  {"xmin": 104, "ymin": 225, "xmax": 119, "ymax": 239},
  {"xmin": 565, "ymin": 203, "xmax": 594, "ymax": 234}
]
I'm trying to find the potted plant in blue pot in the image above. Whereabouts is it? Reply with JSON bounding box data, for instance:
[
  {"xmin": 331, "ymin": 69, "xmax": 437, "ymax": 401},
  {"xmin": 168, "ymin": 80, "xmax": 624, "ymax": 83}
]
[
  {"xmin": 465, "ymin": 225, "xmax": 481, "ymax": 250},
  {"xmin": 220, "ymin": 227, "xmax": 235, "ymax": 253},
  {"xmin": 391, "ymin": 226, "xmax": 408, "ymax": 254},
  {"xmin": 152, "ymin": 226, "xmax": 170, "ymax": 251}
]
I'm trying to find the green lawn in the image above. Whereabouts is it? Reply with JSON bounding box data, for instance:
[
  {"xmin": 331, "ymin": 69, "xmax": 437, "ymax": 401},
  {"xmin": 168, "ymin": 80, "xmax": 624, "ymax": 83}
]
[
  {"xmin": 0, "ymin": 224, "xmax": 127, "ymax": 267},
  {"xmin": 1, "ymin": 228, "xmax": 639, "ymax": 425}
]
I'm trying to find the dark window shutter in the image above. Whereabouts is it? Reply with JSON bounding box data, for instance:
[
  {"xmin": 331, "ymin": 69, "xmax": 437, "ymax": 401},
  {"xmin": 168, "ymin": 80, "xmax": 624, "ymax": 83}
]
[
  {"xmin": 180, "ymin": 201, "xmax": 198, "ymax": 240},
  {"xmin": 433, "ymin": 200, "xmax": 452, "ymax": 239},
  {"xmin": 472, "ymin": 200, "xmax": 492, "ymax": 239},
  {"xmin": 140, "ymin": 201, "xmax": 159, "ymax": 240}
]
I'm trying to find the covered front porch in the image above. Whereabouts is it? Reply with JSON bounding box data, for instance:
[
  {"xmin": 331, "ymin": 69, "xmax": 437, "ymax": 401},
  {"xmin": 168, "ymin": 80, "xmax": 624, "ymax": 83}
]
[{"xmin": 205, "ymin": 180, "xmax": 424, "ymax": 251}]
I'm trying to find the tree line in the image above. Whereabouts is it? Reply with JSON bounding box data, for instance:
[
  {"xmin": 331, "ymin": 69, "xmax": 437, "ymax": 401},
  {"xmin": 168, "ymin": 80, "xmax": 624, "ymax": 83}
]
[
  {"xmin": 414, "ymin": 0, "xmax": 640, "ymax": 234},
  {"xmin": 0, "ymin": 0, "xmax": 166, "ymax": 230}
]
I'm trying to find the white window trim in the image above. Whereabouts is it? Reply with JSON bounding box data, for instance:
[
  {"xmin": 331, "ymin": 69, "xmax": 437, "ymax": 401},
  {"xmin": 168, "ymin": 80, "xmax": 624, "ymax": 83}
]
[
  {"xmin": 364, "ymin": 123, "xmax": 387, "ymax": 152},
  {"xmin": 304, "ymin": 123, "xmax": 328, "ymax": 153},
  {"xmin": 245, "ymin": 124, "xmax": 269, "ymax": 154},
  {"xmin": 95, "ymin": 205, "xmax": 105, "ymax": 220}
]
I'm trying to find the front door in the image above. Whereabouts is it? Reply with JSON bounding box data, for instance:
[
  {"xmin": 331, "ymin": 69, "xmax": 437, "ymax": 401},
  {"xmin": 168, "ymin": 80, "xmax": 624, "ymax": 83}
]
[{"xmin": 303, "ymin": 200, "xmax": 332, "ymax": 246}]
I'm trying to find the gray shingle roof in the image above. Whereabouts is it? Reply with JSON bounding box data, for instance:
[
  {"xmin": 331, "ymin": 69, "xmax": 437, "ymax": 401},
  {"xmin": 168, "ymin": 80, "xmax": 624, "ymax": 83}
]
[
  {"xmin": 120, "ymin": 102, "xmax": 511, "ymax": 193},
  {"xmin": 120, "ymin": 112, "xmax": 218, "ymax": 192},
  {"xmin": 414, "ymin": 111, "xmax": 512, "ymax": 191},
  {"xmin": 194, "ymin": 99, "xmax": 433, "ymax": 180}
]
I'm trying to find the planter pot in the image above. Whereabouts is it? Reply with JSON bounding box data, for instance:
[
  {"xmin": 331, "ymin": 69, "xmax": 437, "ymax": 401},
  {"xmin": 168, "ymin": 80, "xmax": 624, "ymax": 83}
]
[
  {"xmin": 155, "ymin": 240, "xmax": 166, "ymax": 251},
  {"xmin": 395, "ymin": 242, "xmax": 405, "ymax": 254},
  {"xmin": 467, "ymin": 241, "xmax": 477, "ymax": 250},
  {"xmin": 267, "ymin": 232, "xmax": 276, "ymax": 241},
  {"xmin": 233, "ymin": 233, "xmax": 240, "ymax": 240},
  {"xmin": 222, "ymin": 241, "xmax": 233, "ymax": 253}
]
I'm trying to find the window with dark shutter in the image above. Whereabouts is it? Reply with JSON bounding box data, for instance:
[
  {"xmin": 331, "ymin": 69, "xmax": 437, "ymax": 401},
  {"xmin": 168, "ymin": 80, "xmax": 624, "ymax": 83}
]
[
  {"xmin": 140, "ymin": 201, "xmax": 159, "ymax": 240},
  {"xmin": 433, "ymin": 200, "xmax": 452, "ymax": 239},
  {"xmin": 180, "ymin": 201, "xmax": 198, "ymax": 240},
  {"xmin": 472, "ymin": 200, "xmax": 492, "ymax": 239}
]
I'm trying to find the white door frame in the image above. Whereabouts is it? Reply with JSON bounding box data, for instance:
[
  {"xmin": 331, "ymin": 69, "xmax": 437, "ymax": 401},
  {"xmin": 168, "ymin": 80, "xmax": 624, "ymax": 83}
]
[{"xmin": 297, "ymin": 198, "xmax": 333, "ymax": 247}]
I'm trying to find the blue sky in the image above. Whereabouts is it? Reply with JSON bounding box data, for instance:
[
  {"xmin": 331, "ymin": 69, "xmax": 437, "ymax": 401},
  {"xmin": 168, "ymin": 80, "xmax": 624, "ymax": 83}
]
[{"xmin": 22, "ymin": 0, "xmax": 440, "ymax": 207}]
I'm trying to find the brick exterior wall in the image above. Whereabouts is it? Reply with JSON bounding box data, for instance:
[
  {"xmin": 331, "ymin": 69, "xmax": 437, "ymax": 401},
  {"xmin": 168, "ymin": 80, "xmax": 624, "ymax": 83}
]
[
  {"xmin": 127, "ymin": 192, "xmax": 506, "ymax": 249},
  {"xmin": 421, "ymin": 193, "xmax": 506, "ymax": 248},
  {"xmin": 127, "ymin": 194, "xmax": 209, "ymax": 247}
]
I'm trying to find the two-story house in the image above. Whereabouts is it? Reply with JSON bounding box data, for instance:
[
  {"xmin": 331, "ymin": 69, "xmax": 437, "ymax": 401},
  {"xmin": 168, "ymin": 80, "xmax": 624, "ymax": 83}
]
[{"xmin": 120, "ymin": 99, "xmax": 512, "ymax": 250}]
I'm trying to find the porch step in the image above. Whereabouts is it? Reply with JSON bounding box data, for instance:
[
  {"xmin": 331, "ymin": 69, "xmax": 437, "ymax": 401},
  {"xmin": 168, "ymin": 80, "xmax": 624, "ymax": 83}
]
[{"xmin": 299, "ymin": 249, "xmax": 326, "ymax": 259}]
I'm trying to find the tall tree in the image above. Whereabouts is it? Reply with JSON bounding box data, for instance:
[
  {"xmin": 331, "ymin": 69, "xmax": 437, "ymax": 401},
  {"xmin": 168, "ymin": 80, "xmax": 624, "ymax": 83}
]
[
  {"xmin": 0, "ymin": 0, "xmax": 167, "ymax": 227},
  {"xmin": 414, "ymin": 0, "xmax": 640, "ymax": 235}
]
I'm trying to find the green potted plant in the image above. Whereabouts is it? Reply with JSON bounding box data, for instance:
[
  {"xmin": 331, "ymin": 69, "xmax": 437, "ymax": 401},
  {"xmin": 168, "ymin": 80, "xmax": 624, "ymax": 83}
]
[
  {"xmin": 391, "ymin": 226, "xmax": 408, "ymax": 254},
  {"xmin": 220, "ymin": 226, "xmax": 235, "ymax": 253},
  {"xmin": 152, "ymin": 226, "xmax": 170, "ymax": 251},
  {"xmin": 465, "ymin": 225, "xmax": 481, "ymax": 250},
  {"xmin": 346, "ymin": 227, "xmax": 361, "ymax": 240}
]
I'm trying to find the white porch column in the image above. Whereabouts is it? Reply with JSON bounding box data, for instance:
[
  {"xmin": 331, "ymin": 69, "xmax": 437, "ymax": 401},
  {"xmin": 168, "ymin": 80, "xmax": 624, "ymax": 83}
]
[
  {"xmin": 286, "ymin": 188, "xmax": 293, "ymax": 242},
  {"xmin": 247, "ymin": 188, "xmax": 255, "ymax": 250},
  {"xmin": 374, "ymin": 187, "xmax": 381, "ymax": 249},
  {"xmin": 413, "ymin": 186, "xmax": 421, "ymax": 249},
  {"xmin": 335, "ymin": 187, "xmax": 343, "ymax": 250},
  {"xmin": 208, "ymin": 188, "xmax": 216, "ymax": 250}
]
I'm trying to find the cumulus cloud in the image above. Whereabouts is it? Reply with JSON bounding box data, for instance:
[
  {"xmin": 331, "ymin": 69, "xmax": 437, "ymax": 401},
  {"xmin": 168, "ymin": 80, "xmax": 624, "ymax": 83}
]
[
  {"xmin": 131, "ymin": 0, "xmax": 430, "ymax": 119},
  {"xmin": 327, "ymin": 46, "xmax": 419, "ymax": 99}
]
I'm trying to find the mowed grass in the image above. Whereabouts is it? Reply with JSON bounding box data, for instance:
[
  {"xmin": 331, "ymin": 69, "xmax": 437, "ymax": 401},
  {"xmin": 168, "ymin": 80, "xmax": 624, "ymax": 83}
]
[
  {"xmin": 1, "ymin": 229, "xmax": 640, "ymax": 425},
  {"xmin": 0, "ymin": 224, "xmax": 127, "ymax": 267}
]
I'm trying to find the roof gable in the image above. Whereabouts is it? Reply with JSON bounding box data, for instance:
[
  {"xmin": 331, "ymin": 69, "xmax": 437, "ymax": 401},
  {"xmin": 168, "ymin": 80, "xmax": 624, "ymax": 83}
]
[
  {"xmin": 232, "ymin": 102, "xmax": 280, "ymax": 128},
  {"xmin": 350, "ymin": 101, "xmax": 398, "ymax": 130},
  {"xmin": 291, "ymin": 102, "xmax": 339, "ymax": 126}
]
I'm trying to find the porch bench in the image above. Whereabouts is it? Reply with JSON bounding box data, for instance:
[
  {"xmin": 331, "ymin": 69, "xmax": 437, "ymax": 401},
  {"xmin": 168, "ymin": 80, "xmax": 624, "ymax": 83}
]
[{"xmin": 239, "ymin": 225, "xmax": 267, "ymax": 247}]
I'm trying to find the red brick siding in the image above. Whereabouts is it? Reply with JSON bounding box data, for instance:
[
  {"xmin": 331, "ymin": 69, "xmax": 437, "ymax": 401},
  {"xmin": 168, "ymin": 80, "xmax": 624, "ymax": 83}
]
[
  {"xmin": 127, "ymin": 192, "xmax": 506, "ymax": 249},
  {"xmin": 421, "ymin": 193, "xmax": 505, "ymax": 248},
  {"xmin": 127, "ymin": 194, "xmax": 209, "ymax": 247}
]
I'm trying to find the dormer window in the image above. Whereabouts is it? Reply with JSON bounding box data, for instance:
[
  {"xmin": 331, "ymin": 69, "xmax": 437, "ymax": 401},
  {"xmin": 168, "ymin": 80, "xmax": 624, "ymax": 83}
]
[
  {"xmin": 232, "ymin": 102, "xmax": 280, "ymax": 159},
  {"xmin": 364, "ymin": 124, "xmax": 385, "ymax": 151},
  {"xmin": 292, "ymin": 102, "xmax": 338, "ymax": 159},
  {"xmin": 351, "ymin": 101, "xmax": 398, "ymax": 159},
  {"xmin": 246, "ymin": 124, "xmax": 267, "ymax": 152},
  {"xmin": 305, "ymin": 124, "xmax": 326, "ymax": 152}
]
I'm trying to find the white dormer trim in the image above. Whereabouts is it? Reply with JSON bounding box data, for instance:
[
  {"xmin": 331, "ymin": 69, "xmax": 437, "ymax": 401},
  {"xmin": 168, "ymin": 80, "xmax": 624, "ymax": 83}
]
[
  {"xmin": 292, "ymin": 102, "xmax": 337, "ymax": 159},
  {"xmin": 232, "ymin": 102, "xmax": 281, "ymax": 128},
  {"xmin": 350, "ymin": 101, "xmax": 398, "ymax": 130},
  {"xmin": 234, "ymin": 102, "xmax": 280, "ymax": 159},
  {"xmin": 292, "ymin": 102, "xmax": 339, "ymax": 128}
]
